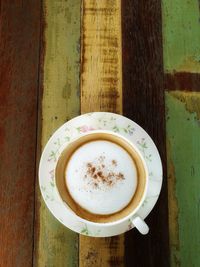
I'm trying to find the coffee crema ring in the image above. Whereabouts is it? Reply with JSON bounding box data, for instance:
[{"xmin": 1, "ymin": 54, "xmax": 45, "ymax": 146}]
[{"xmin": 55, "ymin": 132, "xmax": 147, "ymax": 223}]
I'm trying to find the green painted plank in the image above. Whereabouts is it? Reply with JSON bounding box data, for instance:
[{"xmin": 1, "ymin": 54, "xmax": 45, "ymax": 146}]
[
  {"xmin": 162, "ymin": 0, "xmax": 200, "ymax": 72},
  {"xmin": 34, "ymin": 1, "xmax": 80, "ymax": 266},
  {"xmin": 166, "ymin": 91, "xmax": 200, "ymax": 267}
]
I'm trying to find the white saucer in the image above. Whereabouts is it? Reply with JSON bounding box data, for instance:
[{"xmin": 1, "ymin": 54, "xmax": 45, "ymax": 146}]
[{"xmin": 39, "ymin": 112, "xmax": 163, "ymax": 237}]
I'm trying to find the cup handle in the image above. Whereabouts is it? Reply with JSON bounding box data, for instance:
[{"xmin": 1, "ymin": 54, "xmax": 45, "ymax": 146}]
[{"xmin": 131, "ymin": 216, "xmax": 149, "ymax": 235}]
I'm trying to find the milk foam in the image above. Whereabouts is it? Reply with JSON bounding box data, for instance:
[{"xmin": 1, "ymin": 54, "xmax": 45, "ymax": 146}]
[{"xmin": 65, "ymin": 140, "xmax": 137, "ymax": 215}]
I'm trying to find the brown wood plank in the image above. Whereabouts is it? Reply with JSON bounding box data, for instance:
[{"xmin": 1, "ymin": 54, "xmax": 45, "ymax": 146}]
[
  {"xmin": 121, "ymin": 1, "xmax": 170, "ymax": 266},
  {"xmin": 80, "ymin": 1, "xmax": 124, "ymax": 267},
  {"xmin": 0, "ymin": 1, "xmax": 41, "ymax": 267},
  {"xmin": 164, "ymin": 72, "xmax": 200, "ymax": 92}
]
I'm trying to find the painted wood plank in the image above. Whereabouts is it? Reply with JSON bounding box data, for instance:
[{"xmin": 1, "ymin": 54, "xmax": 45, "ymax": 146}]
[
  {"xmin": 80, "ymin": 1, "xmax": 124, "ymax": 266},
  {"xmin": 122, "ymin": 0, "xmax": 170, "ymax": 266},
  {"xmin": 81, "ymin": 0, "xmax": 122, "ymax": 114},
  {"xmin": 164, "ymin": 72, "xmax": 200, "ymax": 92},
  {"xmin": 166, "ymin": 91, "xmax": 200, "ymax": 267},
  {"xmin": 162, "ymin": 0, "xmax": 200, "ymax": 73},
  {"xmin": 0, "ymin": 2, "xmax": 41, "ymax": 266},
  {"xmin": 34, "ymin": 1, "xmax": 81, "ymax": 266}
]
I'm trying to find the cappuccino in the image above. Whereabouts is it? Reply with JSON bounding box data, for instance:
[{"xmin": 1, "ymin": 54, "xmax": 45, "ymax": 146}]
[{"xmin": 56, "ymin": 132, "xmax": 147, "ymax": 223}]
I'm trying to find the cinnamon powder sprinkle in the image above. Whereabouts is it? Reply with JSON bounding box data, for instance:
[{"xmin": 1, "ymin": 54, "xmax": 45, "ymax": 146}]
[
  {"xmin": 116, "ymin": 172, "xmax": 125, "ymax": 180},
  {"xmin": 94, "ymin": 182, "xmax": 98, "ymax": 188},
  {"xmin": 97, "ymin": 171, "xmax": 103, "ymax": 177},
  {"xmin": 112, "ymin": 160, "xmax": 117, "ymax": 166},
  {"xmin": 85, "ymin": 156, "xmax": 125, "ymax": 189},
  {"xmin": 91, "ymin": 167, "xmax": 96, "ymax": 174},
  {"xmin": 87, "ymin": 163, "xmax": 92, "ymax": 168}
]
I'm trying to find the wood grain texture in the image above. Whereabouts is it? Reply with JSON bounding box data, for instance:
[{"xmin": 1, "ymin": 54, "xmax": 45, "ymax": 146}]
[
  {"xmin": 0, "ymin": 1, "xmax": 41, "ymax": 266},
  {"xmin": 163, "ymin": 1, "xmax": 200, "ymax": 265},
  {"xmin": 81, "ymin": 0, "xmax": 122, "ymax": 114},
  {"xmin": 162, "ymin": 0, "xmax": 200, "ymax": 73},
  {"xmin": 164, "ymin": 72, "xmax": 200, "ymax": 92},
  {"xmin": 122, "ymin": 0, "xmax": 170, "ymax": 266},
  {"xmin": 34, "ymin": 1, "xmax": 81, "ymax": 266},
  {"xmin": 80, "ymin": 1, "xmax": 124, "ymax": 267},
  {"xmin": 166, "ymin": 91, "xmax": 200, "ymax": 267}
]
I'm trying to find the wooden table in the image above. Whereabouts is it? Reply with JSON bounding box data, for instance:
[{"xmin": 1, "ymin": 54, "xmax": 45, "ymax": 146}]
[{"xmin": 1, "ymin": 1, "xmax": 200, "ymax": 266}]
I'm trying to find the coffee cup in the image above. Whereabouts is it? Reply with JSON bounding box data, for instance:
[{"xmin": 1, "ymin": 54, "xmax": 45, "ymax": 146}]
[{"xmin": 55, "ymin": 130, "xmax": 149, "ymax": 235}]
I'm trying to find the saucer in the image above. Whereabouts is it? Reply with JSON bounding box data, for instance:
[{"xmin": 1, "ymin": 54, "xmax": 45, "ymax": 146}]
[{"xmin": 39, "ymin": 112, "xmax": 163, "ymax": 237}]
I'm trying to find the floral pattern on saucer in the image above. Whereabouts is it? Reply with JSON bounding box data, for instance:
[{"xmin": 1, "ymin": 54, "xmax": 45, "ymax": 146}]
[{"xmin": 39, "ymin": 112, "xmax": 163, "ymax": 237}]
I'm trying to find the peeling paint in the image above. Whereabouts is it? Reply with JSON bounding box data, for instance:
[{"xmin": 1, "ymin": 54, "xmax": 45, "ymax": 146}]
[
  {"xmin": 165, "ymin": 91, "xmax": 200, "ymax": 267},
  {"xmin": 35, "ymin": 1, "xmax": 81, "ymax": 266},
  {"xmin": 166, "ymin": 139, "xmax": 180, "ymax": 266},
  {"xmin": 162, "ymin": 0, "xmax": 200, "ymax": 73},
  {"xmin": 169, "ymin": 91, "xmax": 200, "ymax": 120},
  {"xmin": 80, "ymin": 0, "xmax": 122, "ymax": 114}
]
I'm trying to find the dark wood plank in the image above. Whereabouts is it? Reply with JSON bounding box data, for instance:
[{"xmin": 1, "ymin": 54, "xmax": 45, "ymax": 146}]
[
  {"xmin": 0, "ymin": 2, "xmax": 41, "ymax": 266},
  {"xmin": 165, "ymin": 72, "xmax": 200, "ymax": 92},
  {"xmin": 121, "ymin": 1, "xmax": 170, "ymax": 266}
]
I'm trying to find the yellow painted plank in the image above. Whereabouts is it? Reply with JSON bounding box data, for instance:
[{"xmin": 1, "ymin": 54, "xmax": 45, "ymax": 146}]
[
  {"xmin": 81, "ymin": 0, "xmax": 122, "ymax": 114},
  {"xmin": 80, "ymin": 1, "xmax": 124, "ymax": 266},
  {"xmin": 34, "ymin": 1, "xmax": 80, "ymax": 266}
]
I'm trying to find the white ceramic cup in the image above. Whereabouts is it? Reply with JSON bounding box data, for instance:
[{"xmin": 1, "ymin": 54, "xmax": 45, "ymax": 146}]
[{"xmin": 55, "ymin": 130, "xmax": 149, "ymax": 235}]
